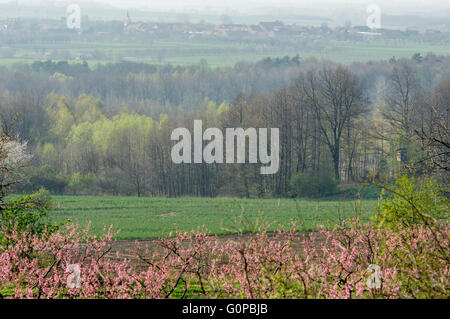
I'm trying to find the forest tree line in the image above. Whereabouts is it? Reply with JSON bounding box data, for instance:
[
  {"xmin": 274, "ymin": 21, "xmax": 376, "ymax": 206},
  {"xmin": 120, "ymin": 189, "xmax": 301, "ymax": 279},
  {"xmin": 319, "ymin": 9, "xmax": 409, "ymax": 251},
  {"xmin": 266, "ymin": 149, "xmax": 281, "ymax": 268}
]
[{"xmin": 0, "ymin": 54, "xmax": 448, "ymax": 198}]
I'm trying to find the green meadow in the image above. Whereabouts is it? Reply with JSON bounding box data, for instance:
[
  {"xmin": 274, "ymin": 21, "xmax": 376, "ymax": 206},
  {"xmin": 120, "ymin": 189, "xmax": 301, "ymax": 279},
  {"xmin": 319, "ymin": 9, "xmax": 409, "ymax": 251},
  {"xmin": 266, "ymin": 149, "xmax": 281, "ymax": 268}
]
[{"xmin": 44, "ymin": 196, "xmax": 378, "ymax": 239}]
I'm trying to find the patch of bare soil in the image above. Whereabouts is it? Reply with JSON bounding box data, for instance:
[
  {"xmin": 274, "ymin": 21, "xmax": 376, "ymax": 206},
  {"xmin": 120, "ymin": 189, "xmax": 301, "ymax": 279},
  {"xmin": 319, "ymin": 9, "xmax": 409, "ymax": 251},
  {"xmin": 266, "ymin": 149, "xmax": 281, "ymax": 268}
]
[
  {"xmin": 105, "ymin": 232, "xmax": 327, "ymax": 269},
  {"xmin": 155, "ymin": 212, "xmax": 179, "ymax": 217}
]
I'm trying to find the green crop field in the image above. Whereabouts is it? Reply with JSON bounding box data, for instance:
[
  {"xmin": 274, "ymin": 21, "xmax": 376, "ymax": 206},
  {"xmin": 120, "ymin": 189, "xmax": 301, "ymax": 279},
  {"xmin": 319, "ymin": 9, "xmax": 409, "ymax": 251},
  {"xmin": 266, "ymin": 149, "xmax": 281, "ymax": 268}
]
[{"xmin": 44, "ymin": 196, "xmax": 378, "ymax": 239}]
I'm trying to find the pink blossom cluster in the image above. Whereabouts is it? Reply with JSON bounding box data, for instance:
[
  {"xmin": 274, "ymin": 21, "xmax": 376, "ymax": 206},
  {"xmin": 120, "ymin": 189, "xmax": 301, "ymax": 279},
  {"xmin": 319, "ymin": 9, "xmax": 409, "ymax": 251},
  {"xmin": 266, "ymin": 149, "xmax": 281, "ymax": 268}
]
[{"xmin": 0, "ymin": 220, "xmax": 448, "ymax": 299}]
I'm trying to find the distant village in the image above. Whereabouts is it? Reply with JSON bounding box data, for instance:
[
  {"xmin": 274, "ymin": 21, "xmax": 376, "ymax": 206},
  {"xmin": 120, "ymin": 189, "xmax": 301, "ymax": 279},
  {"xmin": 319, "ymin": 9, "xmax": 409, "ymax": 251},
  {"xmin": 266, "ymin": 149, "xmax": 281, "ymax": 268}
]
[{"xmin": 0, "ymin": 10, "xmax": 447, "ymax": 41}]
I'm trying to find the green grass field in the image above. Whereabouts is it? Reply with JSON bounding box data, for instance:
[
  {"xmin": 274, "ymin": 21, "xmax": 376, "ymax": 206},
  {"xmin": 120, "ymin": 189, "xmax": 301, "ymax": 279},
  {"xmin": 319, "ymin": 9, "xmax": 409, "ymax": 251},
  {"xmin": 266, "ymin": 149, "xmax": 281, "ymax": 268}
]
[
  {"xmin": 1, "ymin": 37, "xmax": 449, "ymax": 67},
  {"xmin": 44, "ymin": 196, "xmax": 378, "ymax": 239}
]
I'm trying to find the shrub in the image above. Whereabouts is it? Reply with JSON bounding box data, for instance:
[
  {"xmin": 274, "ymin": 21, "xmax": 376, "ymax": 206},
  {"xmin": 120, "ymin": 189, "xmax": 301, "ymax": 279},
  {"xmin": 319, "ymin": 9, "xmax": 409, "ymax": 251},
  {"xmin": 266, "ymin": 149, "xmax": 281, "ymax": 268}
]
[
  {"xmin": 289, "ymin": 171, "xmax": 338, "ymax": 198},
  {"xmin": 341, "ymin": 184, "xmax": 382, "ymax": 200},
  {"xmin": 374, "ymin": 175, "xmax": 449, "ymax": 229},
  {"xmin": 26, "ymin": 166, "xmax": 68, "ymax": 194},
  {"xmin": 0, "ymin": 188, "xmax": 56, "ymax": 249},
  {"xmin": 67, "ymin": 173, "xmax": 96, "ymax": 195}
]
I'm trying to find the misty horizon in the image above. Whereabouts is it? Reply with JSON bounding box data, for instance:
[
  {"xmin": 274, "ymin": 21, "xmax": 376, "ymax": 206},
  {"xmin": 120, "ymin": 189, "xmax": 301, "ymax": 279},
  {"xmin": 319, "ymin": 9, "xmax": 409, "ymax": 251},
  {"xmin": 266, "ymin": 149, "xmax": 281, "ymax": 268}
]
[{"xmin": 3, "ymin": 0, "xmax": 450, "ymax": 18}]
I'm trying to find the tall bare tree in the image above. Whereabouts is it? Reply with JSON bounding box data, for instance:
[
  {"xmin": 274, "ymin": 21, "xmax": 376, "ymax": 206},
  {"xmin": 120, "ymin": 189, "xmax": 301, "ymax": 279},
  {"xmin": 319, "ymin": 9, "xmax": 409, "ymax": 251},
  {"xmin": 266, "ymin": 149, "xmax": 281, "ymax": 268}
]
[
  {"xmin": 299, "ymin": 65, "xmax": 367, "ymax": 180},
  {"xmin": 415, "ymin": 78, "xmax": 450, "ymax": 182},
  {"xmin": 382, "ymin": 62, "xmax": 422, "ymax": 136}
]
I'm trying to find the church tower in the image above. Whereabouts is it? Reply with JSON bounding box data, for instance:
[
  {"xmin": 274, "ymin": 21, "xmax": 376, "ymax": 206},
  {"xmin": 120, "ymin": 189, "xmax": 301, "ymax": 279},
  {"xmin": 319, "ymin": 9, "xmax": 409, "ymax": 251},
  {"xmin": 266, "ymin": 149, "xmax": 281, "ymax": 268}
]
[{"xmin": 124, "ymin": 10, "xmax": 131, "ymax": 28}]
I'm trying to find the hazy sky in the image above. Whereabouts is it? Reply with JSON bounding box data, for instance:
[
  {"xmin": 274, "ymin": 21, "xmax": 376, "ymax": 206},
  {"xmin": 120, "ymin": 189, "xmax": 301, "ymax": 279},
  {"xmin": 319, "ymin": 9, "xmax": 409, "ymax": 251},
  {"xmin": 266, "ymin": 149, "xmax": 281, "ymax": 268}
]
[
  {"xmin": 91, "ymin": 0, "xmax": 448, "ymax": 8},
  {"xmin": 13, "ymin": 0, "xmax": 450, "ymax": 14},
  {"xmin": 4, "ymin": 0, "xmax": 449, "ymax": 27}
]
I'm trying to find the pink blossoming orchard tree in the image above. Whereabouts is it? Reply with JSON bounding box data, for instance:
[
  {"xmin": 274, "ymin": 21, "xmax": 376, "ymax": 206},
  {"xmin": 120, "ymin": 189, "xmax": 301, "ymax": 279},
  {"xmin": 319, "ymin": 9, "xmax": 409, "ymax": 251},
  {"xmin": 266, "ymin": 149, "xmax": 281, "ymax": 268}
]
[{"xmin": 0, "ymin": 216, "xmax": 448, "ymax": 299}]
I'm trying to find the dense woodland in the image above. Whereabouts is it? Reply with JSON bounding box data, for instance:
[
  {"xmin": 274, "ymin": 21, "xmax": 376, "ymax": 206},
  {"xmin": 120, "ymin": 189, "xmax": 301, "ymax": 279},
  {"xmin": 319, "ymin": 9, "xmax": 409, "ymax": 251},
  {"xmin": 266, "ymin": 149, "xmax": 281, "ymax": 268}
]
[{"xmin": 0, "ymin": 54, "xmax": 449, "ymax": 197}]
